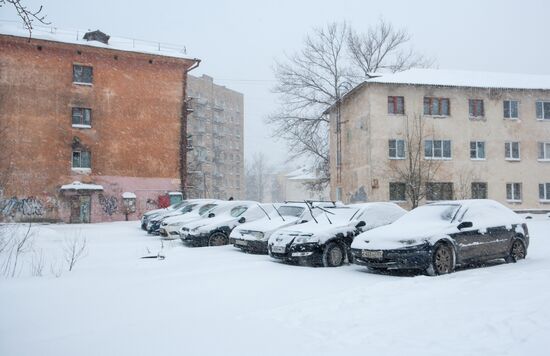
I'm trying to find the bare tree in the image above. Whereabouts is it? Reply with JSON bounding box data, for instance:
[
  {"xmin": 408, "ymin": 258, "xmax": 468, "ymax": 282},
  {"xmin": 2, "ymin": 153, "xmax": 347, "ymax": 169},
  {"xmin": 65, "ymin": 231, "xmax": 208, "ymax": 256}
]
[
  {"xmin": 245, "ymin": 153, "xmax": 272, "ymax": 202},
  {"xmin": 0, "ymin": 0, "xmax": 50, "ymax": 37},
  {"xmin": 63, "ymin": 235, "xmax": 87, "ymax": 272},
  {"xmin": 388, "ymin": 115, "xmax": 441, "ymax": 208},
  {"xmin": 348, "ymin": 19, "xmax": 433, "ymax": 77},
  {"xmin": 0, "ymin": 223, "xmax": 34, "ymax": 277}
]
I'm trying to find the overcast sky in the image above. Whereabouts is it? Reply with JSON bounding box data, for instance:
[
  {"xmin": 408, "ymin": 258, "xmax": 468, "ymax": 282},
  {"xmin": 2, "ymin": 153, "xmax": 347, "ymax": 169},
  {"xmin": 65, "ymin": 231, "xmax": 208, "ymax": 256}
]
[{"xmin": 2, "ymin": 0, "xmax": 549, "ymax": 169}]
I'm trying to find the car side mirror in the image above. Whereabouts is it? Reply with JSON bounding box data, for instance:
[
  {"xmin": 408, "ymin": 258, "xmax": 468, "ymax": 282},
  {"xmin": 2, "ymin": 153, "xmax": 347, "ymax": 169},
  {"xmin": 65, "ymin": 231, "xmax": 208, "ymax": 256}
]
[
  {"xmin": 457, "ymin": 221, "xmax": 473, "ymax": 230},
  {"xmin": 356, "ymin": 221, "xmax": 366, "ymax": 228},
  {"xmin": 238, "ymin": 217, "xmax": 246, "ymax": 224},
  {"xmin": 208, "ymin": 213, "xmax": 215, "ymax": 218}
]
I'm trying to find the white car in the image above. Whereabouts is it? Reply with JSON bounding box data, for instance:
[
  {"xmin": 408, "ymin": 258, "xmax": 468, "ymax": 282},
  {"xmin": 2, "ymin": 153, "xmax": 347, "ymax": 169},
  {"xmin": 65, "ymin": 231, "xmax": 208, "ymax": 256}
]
[
  {"xmin": 180, "ymin": 201, "xmax": 272, "ymax": 247},
  {"xmin": 229, "ymin": 202, "xmax": 316, "ymax": 254},
  {"xmin": 268, "ymin": 202, "xmax": 406, "ymax": 267},
  {"xmin": 159, "ymin": 200, "xmax": 220, "ymax": 239}
]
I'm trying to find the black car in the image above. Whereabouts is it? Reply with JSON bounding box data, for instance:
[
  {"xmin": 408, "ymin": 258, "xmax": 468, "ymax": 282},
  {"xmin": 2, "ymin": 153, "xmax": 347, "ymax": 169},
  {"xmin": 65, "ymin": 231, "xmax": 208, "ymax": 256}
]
[{"xmin": 351, "ymin": 199, "xmax": 529, "ymax": 275}]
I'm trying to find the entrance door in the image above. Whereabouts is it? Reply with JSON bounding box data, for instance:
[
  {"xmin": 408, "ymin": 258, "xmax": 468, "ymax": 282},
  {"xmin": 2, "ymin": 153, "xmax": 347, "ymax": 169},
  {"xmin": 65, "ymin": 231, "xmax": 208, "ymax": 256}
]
[{"xmin": 70, "ymin": 195, "xmax": 91, "ymax": 223}]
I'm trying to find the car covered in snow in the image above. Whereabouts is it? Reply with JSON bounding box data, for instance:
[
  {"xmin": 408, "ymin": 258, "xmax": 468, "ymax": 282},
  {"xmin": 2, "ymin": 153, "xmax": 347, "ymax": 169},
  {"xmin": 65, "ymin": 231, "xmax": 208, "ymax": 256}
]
[
  {"xmin": 229, "ymin": 202, "xmax": 318, "ymax": 254},
  {"xmin": 140, "ymin": 200, "xmax": 189, "ymax": 230},
  {"xmin": 158, "ymin": 200, "xmax": 220, "ymax": 240},
  {"xmin": 351, "ymin": 199, "xmax": 529, "ymax": 275},
  {"xmin": 268, "ymin": 203, "xmax": 406, "ymax": 267},
  {"xmin": 180, "ymin": 201, "xmax": 271, "ymax": 247},
  {"xmin": 146, "ymin": 200, "xmax": 204, "ymax": 235}
]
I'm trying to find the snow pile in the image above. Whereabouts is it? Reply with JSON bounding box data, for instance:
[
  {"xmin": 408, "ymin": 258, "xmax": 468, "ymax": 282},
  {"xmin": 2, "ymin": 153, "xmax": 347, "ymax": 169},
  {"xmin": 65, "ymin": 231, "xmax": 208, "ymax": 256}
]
[
  {"xmin": 60, "ymin": 181, "xmax": 103, "ymax": 191},
  {"xmin": 122, "ymin": 192, "xmax": 136, "ymax": 199}
]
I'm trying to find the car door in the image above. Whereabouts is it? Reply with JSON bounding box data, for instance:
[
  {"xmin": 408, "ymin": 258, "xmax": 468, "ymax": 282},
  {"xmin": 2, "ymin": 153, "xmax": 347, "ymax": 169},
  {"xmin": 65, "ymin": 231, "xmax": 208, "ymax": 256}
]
[
  {"xmin": 486, "ymin": 225, "xmax": 515, "ymax": 257},
  {"xmin": 452, "ymin": 227, "xmax": 486, "ymax": 263}
]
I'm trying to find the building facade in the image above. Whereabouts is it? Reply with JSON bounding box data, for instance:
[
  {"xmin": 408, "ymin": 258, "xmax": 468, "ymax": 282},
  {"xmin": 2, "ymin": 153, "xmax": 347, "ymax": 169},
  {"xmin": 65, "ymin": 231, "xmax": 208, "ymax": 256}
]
[
  {"xmin": 328, "ymin": 69, "xmax": 550, "ymax": 210},
  {"xmin": 0, "ymin": 25, "xmax": 199, "ymax": 222},
  {"xmin": 186, "ymin": 75, "xmax": 244, "ymax": 200}
]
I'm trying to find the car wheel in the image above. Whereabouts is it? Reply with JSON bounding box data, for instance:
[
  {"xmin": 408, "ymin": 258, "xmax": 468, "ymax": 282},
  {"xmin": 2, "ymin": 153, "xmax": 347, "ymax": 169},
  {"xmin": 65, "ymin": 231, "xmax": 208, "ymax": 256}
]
[
  {"xmin": 505, "ymin": 239, "xmax": 526, "ymax": 263},
  {"xmin": 426, "ymin": 243, "xmax": 454, "ymax": 276},
  {"xmin": 322, "ymin": 242, "xmax": 346, "ymax": 267},
  {"xmin": 208, "ymin": 232, "xmax": 228, "ymax": 247}
]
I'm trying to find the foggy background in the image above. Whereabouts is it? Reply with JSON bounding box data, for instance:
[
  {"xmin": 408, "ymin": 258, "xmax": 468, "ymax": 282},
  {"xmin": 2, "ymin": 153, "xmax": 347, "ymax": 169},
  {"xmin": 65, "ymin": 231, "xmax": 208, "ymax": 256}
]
[{"xmin": 2, "ymin": 0, "xmax": 549, "ymax": 169}]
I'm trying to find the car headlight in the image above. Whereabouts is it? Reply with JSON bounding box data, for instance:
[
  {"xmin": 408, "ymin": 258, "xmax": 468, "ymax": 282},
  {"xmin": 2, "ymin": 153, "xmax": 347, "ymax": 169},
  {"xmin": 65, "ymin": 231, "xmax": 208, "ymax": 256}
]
[
  {"xmin": 191, "ymin": 225, "xmax": 206, "ymax": 232},
  {"xmin": 168, "ymin": 221, "xmax": 184, "ymax": 227},
  {"xmin": 243, "ymin": 230, "xmax": 264, "ymax": 240},
  {"xmin": 294, "ymin": 234, "xmax": 317, "ymax": 244}
]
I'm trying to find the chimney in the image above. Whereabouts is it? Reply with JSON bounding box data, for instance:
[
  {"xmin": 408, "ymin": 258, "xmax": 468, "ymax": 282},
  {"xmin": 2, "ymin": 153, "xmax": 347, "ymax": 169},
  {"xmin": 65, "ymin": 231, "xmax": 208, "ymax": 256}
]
[{"xmin": 83, "ymin": 30, "xmax": 110, "ymax": 45}]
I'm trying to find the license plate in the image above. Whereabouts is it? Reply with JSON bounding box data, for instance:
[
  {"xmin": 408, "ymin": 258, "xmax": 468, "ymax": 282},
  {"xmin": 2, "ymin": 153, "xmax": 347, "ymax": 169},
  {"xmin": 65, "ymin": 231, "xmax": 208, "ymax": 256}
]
[
  {"xmin": 235, "ymin": 239, "xmax": 248, "ymax": 246},
  {"xmin": 272, "ymin": 245, "xmax": 285, "ymax": 253},
  {"xmin": 362, "ymin": 250, "xmax": 383, "ymax": 259}
]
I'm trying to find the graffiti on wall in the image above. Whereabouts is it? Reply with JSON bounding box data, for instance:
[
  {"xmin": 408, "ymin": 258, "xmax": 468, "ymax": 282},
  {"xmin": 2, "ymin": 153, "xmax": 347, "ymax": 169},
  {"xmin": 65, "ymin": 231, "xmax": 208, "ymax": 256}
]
[
  {"xmin": 146, "ymin": 198, "xmax": 158, "ymax": 210},
  {"xmin": 349, "ymin": 186, "xmax": 368, "ymax": 203},
  {"xmin": 98, "ymin": 194, "xmax": 118, "ymax": 216},
  {"xmin": 0, "ymin": 197, "xmax": 45, "ymax": 216}
]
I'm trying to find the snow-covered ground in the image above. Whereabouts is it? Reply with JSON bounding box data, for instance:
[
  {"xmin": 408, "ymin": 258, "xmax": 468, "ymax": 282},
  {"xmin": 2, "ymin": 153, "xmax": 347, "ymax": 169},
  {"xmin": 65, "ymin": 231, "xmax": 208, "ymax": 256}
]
[{"xmin": 1, "ymin": 218, "xmax": 549, "ymax": 356}]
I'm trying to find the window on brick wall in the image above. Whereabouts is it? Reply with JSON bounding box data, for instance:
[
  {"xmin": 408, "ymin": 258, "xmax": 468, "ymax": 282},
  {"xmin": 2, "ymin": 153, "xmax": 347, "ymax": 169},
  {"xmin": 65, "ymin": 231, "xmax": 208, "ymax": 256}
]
[
  {"xmin": 470, "ymin": 141, "xmax": 486, "ymax": 160},
  {"xmin": 506, "ymin": 183, "xmax": 522, "ymax": 202},
  {"xmin": 503, "ymin": 100, "xmax": 519, "ymax": 119},
  {"xmin": 423, "ymin": 97, "xmax": 450, "ymax": 116},
  {"xmin": 73, "ymin": 64, "xmax": 93, "ymax": 84},
  {"xmin": 426, "ymin": 182, "xmax": 454, "ymax": 201},
  {"xmin": 469, "ymin": 99, "xmax": 484, "ymax": 118},
  {"xmin": 388, "ymin": 139, "xmax": 405, "ymax": 159},
  {"xmin": 389, "ymin": 182, "xmax": 406, "ymax": 201},
  {"xmin": 424, "ymin": 140, "xmax": 452, "ymax": 159},
  {"xmin": 72, "ymin": 107, "xmax": 92, "ymax": 127},
  {"xmin": 471, "ymin": 182, "xmax": 488, "ymax": 199},
  {"xmin": 72, "ymin": 150, "xmax": 91, "ymax": 169},
  {"xmin": 388, "ymin": 96, "xmax": 405, "ymax": 115}
]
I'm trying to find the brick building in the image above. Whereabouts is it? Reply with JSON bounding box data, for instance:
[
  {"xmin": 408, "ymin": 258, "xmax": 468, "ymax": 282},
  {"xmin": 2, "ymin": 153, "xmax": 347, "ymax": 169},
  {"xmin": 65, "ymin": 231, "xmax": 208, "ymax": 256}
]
[
  {"xmin": 328, "ymin": 69, "xmax": 550, "ymax": 210},
  {"xmin": 0, "ymin": 25, "xmax": 199, "ymax": 222},
  {"xmin": 186, "ymin": 75, "xmax": 244, "ymax": 199}
]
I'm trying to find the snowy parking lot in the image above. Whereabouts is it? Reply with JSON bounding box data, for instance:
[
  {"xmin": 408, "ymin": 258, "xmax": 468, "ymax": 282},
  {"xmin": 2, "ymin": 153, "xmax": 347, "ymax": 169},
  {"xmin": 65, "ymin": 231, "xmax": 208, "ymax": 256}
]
[{"xmin": 1, "ymin": 218, "xmax": 549, "ymax": 356}]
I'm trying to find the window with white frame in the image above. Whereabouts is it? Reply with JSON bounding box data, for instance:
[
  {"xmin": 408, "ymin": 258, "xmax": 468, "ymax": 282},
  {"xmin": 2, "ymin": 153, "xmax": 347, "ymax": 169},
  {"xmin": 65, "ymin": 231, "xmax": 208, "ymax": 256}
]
[
  {"xmin": 540, "ymin": 183, "xmax": 550, "ymax": 201},
  {"xmin": 506, "ymin": 183, "xmax": 522, "ymax": 202},
  {"xmin": 505, "ymin": 141, "xmax": 520, "ymax": 160},
  {"xmin": 536, "ymin": 101, "xmax": 550, "ymax": 120},
  {"xmin": 424, "ymin": 140, "xmax": 451, "ymax": 159},
  {"xmin": 72, "ymin": 107, "xmax": 92, "ymax": 127},
  {"xmin": 503, "ymin": 100, "xmax": 519, "ymax": 119},
  {"xmin": 538, "ymin": 142, "xmax": 550, "ymax": 161},
  {"xmin": 388, "ymin": 139, "xmax": 405, "ymax": 159},
  {"xmin": 470, "ymin": 141, "xmax": 485, "ymax": 160},
  {"xmin": 389, "ymin": 182, "xmax": 406, "ymax": 201},
  {"xmin": 72, "ymin": 150, "xmax": 91, "ymax": 169}
]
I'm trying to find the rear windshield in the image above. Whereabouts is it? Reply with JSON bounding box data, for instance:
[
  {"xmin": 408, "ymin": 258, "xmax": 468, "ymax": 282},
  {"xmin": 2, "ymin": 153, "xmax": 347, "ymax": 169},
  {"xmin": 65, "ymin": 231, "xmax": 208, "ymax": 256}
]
[
  {"xmin": 278, "ymin": 206, "xmax": 305, "ymax": 217},
  {"xmin": 230, "ymin": 206, "xmax": 248, "ymax": 217},
  {"xmin": 199, "ymin": 204, "xmax": 217, "ymax": 215}
]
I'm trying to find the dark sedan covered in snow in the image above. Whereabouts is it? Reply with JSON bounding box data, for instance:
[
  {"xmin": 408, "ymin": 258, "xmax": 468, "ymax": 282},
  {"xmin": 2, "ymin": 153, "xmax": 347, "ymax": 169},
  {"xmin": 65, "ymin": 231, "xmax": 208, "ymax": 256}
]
[{"xmin": 351, "ymin": 199, "xmax": 529, "ymax": 275}]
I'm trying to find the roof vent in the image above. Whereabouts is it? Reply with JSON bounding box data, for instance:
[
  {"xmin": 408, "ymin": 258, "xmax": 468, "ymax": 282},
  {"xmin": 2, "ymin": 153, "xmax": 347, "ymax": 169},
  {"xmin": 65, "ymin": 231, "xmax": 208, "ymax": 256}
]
[{"xmin": 83, "ymin": 30, "xmax": 110, "ymax": 44}]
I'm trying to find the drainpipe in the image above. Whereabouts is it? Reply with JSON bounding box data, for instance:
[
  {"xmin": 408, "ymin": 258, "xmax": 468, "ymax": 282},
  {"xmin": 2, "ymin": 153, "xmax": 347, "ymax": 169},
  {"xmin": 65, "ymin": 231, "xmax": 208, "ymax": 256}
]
[{"xmin": 180, "ymin": 58, "xmax": 201, "ymax": 199}]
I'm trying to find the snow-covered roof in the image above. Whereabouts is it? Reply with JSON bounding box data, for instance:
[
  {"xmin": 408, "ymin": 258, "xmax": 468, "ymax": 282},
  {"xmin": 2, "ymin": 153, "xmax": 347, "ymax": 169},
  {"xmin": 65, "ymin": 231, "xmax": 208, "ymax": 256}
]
[
  {"xmin": 367, "ymin": 68, "xmax": 550, "ymax": 90},
  {"xmin": 60, "ymin": 181, "xmax": 103, "ymax": 191},
  {"xmin": 285, "ymin": 167, "xmax": 320, "ymax": 181},
  {"xmin": 0, "ymin": 23, "xmax": 198, "ymax": 61},
  {"xmin": 122, "ymin": 192, "xmax": 136, "ymax": 199}
]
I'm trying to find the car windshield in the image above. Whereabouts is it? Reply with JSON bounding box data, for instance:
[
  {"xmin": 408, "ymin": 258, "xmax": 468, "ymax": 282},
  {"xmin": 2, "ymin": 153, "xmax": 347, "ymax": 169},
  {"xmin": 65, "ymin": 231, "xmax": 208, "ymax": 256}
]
[
  {"xmin": 169, "ymin": 201, "xmax": 187, "ymax": 210},
  {"xmin": 230, "ymin": 206, "xmax": 248, "ymax": 217},
  {"xmin": 398, "ymin": 204, "xmax": 461, "ymax": 224},
  {"xmin": 178, "ymin": 204, "xmax": 196, "ymax": 214},
  {"xmin": 199, "ymin": 204, "xmax": 217, "ymax": 215},
  {"xmin": 278, "ymin": 206, "xmax": 305, "ymax": 217}
]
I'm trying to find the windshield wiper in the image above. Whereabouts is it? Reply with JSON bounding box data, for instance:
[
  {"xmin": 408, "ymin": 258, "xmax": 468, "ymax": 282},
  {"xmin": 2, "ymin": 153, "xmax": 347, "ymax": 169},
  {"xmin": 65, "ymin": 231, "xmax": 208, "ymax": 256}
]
[
  {"xmin": 324, "ymin": 212, "xmax": 332, "ymax": 224},
  {"xmin": 257, "ymin": 204, "xmax": 271, "ymax": 220},
  {"xmin": 304, "ymin": 200, "xmax": 318, "ymax": 224},
  {"xmin": 348, "ymin": 208, "xmax": 360, "ymax": 222},
  {"xmin": 312, "ymin": 205, "xmax": 335, "ymax": 215},
  {"xmin": 272, "ymin": 204, "xmax": 285, "ymax": 222}
]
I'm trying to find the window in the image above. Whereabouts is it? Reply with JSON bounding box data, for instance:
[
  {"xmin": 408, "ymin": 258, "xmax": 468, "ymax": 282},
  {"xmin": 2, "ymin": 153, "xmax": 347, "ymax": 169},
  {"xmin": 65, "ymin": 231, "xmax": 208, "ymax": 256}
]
[
  {"xmin": 505, "ymin": 141, "xmax": 520, "ymax": 160},
  {"xmin": 506, "ymin": 183, "xmax": 522, "ymax": 202},
  {"xmin": 503, "ymin": 100, "xmax": 519, "ymax": 119},
  {"xmin": 388, "ymin": 96, "xmax": 405, "ymax": 115},
  {"xmin": 424, "ymin": 140, "xmax": 452, "ymax": 159},
  {"xmin": 470, "ymin": 141, "xmax": 486, "ymax": 160},
  {"xmin": 426, "ymin": 182, "xmax": 453, "ymax": 201},
  {"xmin": 72, "ymin": 107, "xmax": 92, "ymax": 127},
  {"xmin": 72, "ymin": 150, "xmax": 91, "ymax": 169},
  {"xmin": 73, "ymin": 64, "xmax": 93, "ymax": 84},
  {"xmin": 540, "ymin": 183, "xmax": 550, "ymax": 201},
  {"xmin": 469, "ymin": 99, "xmax": 484, "ymax": 118},
  {"xmin": 471, "ymin": 182, "xmax": 488, "ymax": 199},
  {"xmin": 336, "ymin": 187, "xmax": 343, "ymax": 201},
  {"xmin": 536, "ymin": 101, "xmax": 550, "ymax": 120},
  {"xmin": 389, "ymin": 182, "xmax": 406, "ymax": 201},
  {"xmin": 538, "ymin": 142, "xmax": 550, "ymax": 161},
  {"xmin": 424, "ymin": 97, "xmax": 450, "ymax": 116},
  {"xmin": 388, "ymin": 139, "xmax": 405, "ymax": 159}
]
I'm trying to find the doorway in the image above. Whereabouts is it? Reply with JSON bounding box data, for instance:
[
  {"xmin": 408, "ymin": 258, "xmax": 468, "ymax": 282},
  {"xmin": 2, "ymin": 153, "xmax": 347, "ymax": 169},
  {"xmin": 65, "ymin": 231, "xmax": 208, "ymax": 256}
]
[{"xmin": 70, "ymin": 195, "xmax": 91, "ymax": 223}]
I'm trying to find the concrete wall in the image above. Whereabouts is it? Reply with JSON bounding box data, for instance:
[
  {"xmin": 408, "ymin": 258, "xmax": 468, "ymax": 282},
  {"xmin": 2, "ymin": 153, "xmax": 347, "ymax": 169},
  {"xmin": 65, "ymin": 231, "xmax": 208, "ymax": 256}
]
[
  {"xmin": 0, "ymin": 34, "xmax": 196, "ymax": 222},
  {"xmin": 330, "ymin": 82, "xmax": 550, "ymax": 210}
]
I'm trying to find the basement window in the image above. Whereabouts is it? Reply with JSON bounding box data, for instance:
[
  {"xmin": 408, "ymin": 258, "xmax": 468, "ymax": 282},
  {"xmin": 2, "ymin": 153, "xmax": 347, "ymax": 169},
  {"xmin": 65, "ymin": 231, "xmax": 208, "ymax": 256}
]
[
  {"xmin": 73, "ymin": 64, "xmax": 93, "ymax": 85},
  {"xmin": 72, "ymin": 107, "xmax": 92, "ymax": 128}
]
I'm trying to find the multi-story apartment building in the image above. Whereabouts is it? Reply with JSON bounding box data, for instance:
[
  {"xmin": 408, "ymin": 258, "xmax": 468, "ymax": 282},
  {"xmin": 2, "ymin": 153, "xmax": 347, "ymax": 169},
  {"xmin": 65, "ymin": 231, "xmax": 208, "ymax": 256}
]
[
  {"xmin": 186, "ymin": 75, "xmax": 244, "ymax": 199},
  {"xmin": 328, "ymin": 69, "xmax": 550, "ymax": 210},
  {"xmin": 0, "ymin": 25, "xmax": 199, "ymax": 222}
]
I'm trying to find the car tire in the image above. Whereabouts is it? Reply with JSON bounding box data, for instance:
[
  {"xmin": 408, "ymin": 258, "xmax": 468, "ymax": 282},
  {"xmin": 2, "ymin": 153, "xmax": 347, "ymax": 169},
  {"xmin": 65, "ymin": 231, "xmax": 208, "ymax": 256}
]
[
  {"xmin": 322, "ymin": 242, "xmax": 346, "ymax": 267},
  {"xmin": 505, "ymin": 239, "xmax": 526, "ymax": 263},
  {"xmin": 426, "ymin": 243, "xmax": 455, "ymax": 276},
  {"xmin": 208, "ymin": 232, "xmax": 228, "ymax": 247}
]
